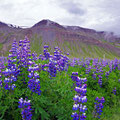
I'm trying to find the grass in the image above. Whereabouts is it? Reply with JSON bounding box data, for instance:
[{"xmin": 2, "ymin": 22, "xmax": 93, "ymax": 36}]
[
  {"xmin": 0, "ymin": 43, "xmax": 3, "ymax": 50},
  {"xmin": 30, "ymin": 34, "xmax": 43, "ymax": 54},
  {"xmin": 102, "ymin": 100, "xmax": 120, "ymax": 120}
]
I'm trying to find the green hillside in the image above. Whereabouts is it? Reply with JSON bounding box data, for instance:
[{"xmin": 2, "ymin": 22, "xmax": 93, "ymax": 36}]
[
  {"xmin": 0, "ymin": 34, "xmax": 119, "ymax": 59},
  {"xmin": 30, "ymin": 35, "xmax": 120, "ymax": 59}
]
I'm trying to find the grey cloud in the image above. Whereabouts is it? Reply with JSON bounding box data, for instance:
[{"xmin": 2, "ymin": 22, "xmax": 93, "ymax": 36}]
[
  {"xmin": 92, "ymin": 0, "xmax": 120, "ymax": 35},
  {"xmin": 97, "ymin": 0, "xmax": 120, "ymax": 15},
  {"xmin": 92, "ymin": 16, "xmax": 120, "ymax": 36},
  {"xmin": 55, "ymin": 15, "xmax": 85, "ymax": 26},
  {"xmin": 1, "ymin": 0, "xmax": 120, "ymax": 36},
  {"xmin": 58, "ymin": 1, "xmax": 86, "ymax": 15}
]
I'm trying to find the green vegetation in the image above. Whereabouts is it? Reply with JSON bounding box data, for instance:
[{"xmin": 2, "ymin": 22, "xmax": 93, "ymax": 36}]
[
  {"xmin": 1, "ymin": 36, "xmax": 120, "ymax": 59},
  {"xmin": 30, "ymin": 34, "xmax": 43, "ymax": 54},
  {"xmin": 0, "ymin": 58, "xmax": 120, "ymax": 120},
  {"xmin": 0, "ymin": 39, "xmax": 120, "ymax": 120},
  {"xmin": 0, "ymin": 43, "xmax": 3, "ymax": 50}
]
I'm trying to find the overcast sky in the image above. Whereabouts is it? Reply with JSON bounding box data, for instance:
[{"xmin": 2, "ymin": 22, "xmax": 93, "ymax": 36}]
[{"xmin": 0, "ymin": 0, "xmax": 120, "ymax": 35}]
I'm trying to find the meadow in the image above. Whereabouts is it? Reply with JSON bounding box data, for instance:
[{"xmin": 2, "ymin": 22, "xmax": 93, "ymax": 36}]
[{"xmin": 0, "ymin": 36, "xmax": 120, "ymax": 120}]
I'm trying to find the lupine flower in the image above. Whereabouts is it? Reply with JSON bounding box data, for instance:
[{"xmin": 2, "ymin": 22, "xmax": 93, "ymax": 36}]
[
  {"xmin": 113, "ymin": 58, "xmax": 118, "ymax": 70},
  {"xmin": 9, "ymin": 39, "xmax": 18, "ymax": 58},
  {"xmin": 52, "ymin": 47, "xmax": 69, "ymax": 72},
  {"xmin": 85, "ymin": 59, "xmax": 90, "ymax": 66},
  {"xmin": 105, "ymin": 72, "xmax": 109, "ymax": 78},
  {"xmin": 18, "ymin": 98, "xmax": 32, "ymax": 120},
  {"xmin": 17, "ymin": 36, "xmax": 31, "ymax": 68},
  {"xmin": 2, "ymin": 51, "xmax": 18, "ymax": 91},
  {"xmin": 0, "ymin": 65, "xmax": 3, "ymax": 88},
  {"xmin": 93, "ymin": 97, "xmax": 105, "ymax": 118},
  {"xmin": 7, "ymin": 39, "xmax": 20, "ymax": 75},
  {"xmin": 98, "ymin": 75, "xmax": 102, "ymax": 87},
  {"xmin": 32, "ymin": 52, "xmax": 38, "ymax": 61},
  {"xmin": 113, "ymin": 87, "xmax": 116, "ymax": 95},
  {"xmin": 0, "ymin": 57, "xmax": 7, "ymax": 64},
  {"xmin": 71, "ymin": 112, "xmax": 79, "ymax": 120},
  {"xmin": 28, "ymin": 59, "xmax": 41, "ymax": 95},
  {"xmin": 71, "ymin": 72, "xmax": 87, "ymax": 120},
  {"xmin": 39, "ymin": 54, "xmax": 45, "ymax": 60},
  {"xmin": 92, "ymin": 72, "xmax": 96, "ymax": 80},
  {"xmin": 109, "ymin": 61, "xmax": 113, "ymax": 73},
  {"xmin": 85, "ymin": 66, "xmax": 92, "ymax": 74},
  {"xmin": 43, "ymin": 45, "xmax": 50, "ymax": 60},
  {"xmin": 48, "ymin": 59, "xmax": 57, "ymax": 77},
  {"xmin": 3, "ymin": 68, "xmax": 17, "ymax": 91}
]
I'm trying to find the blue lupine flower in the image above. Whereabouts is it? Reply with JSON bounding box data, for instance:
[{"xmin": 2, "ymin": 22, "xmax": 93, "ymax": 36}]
[
  {"xmin": 18, "ymin": 98, "xmax": 32, "ymax": 120},
  {"xmin": 93, "ymin": 97, "xmax": 105, "ymax": 118},
  {"xmin": 71, "ymin": 73, "xmax": 87, "ymax": 120},
  {"xmin": 28, "ymin": 59, "xmax": 41, "ymax": 95}
]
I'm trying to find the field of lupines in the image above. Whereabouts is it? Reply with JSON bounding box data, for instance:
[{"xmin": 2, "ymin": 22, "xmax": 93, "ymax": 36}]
[{"xmin": 0, "ymin": 36, "xmax": 120, "ymax": 120}]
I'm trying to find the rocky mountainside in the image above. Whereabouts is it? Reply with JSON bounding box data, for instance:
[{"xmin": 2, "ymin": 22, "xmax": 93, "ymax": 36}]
[{"xmin": 0, "ymin": 19, "xmax": 120, "ymax": 59}]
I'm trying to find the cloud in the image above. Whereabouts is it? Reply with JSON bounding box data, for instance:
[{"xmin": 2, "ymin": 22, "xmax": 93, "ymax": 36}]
[
  {"xmin": 0, "ymin": 0, "xmax": 120, "ymax": 35},
  {"xmin": 82, "ymin": 0, "xmax": 120, "ymax": 35},
  {"xmin": 0, "ymin": 3, "xmax": 14, "ymax": 10},
  {"xmin": 55, "ymin": 15, "xmax": 85, "ymax": 27},
  {"xmin": 59, "ymin": 1, "xmax": 86, "ymax": 16}
]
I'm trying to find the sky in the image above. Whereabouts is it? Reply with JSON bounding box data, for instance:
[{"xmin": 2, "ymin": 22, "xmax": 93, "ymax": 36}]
[{"xmin": 0, "ymin": 0, "xmax": 120, "ymax": 36}]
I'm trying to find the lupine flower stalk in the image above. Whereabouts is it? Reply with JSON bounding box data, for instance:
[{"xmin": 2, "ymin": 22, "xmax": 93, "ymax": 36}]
[
  {"xmin": 113, "ymin": 87, "xmax": 116, "ymax": 95},
  {"xmin": 92, "ymin": 72, "xmax": 96, "ymax": 80},
  {"xmin": 0, "ymin": 63, "xmax": 3, "ymax": 88},
  {"xmin": 2, "ymin": 40, "xmax": 19, "ymax": 91},
  {"xmin": 39, "ymin": 54, "xmax": 45, "ymax": 60},
  {"xmin": 93, "ymin": 97, "xmax": 105, "ymax": 119},
  {"xmin": 9, "ymin": 39, "xmax": 18, "ymax": 58},
  {"xmin": 18, "ymin": 98, "xmax": 32, "ymax": 120},
  {"xmin": 0, "ymin": 57, "xmax": 8, "ymax": 64},
  {"xmin": 113, "ymin": 58, "xmax": 118, "ymax": 70},
  {"xmin": 71, "ymin": 72, "xmax": 87, "ymax": 120},
  {"xmin": 28, "ymin": 59, "xmax": 41, "ymax": 95},
  {"xmin": 2, "ymin": 69, "xmax": 15, "ymax": 91},
  {"xmin": 32, "ymin": 52, "xmax": 38, "ymax": 61},
  {"xmin": 85, "ymin": 66, "xmax": 92, "ymax": 74},
  {"xmin": 98, "ymin": 75, "xmax": 102, "ymax": 87},
  {"xmin": 105, "ymin": 72, "xmax": 109, "ymax": 79},
  {"xmin": 48, "ymin": 58, "xmax": 57, "ymax": 78},
  {"xmin": 43, "ymin": 45, "xmax": 50, "ymax": 60},
  {"xmin": 53, "ymin": 47, "xmax": 69, "ymax": 72},
  {"xmin": 17, "ymin": 36, "xmax": 31, "ymax": 68}
]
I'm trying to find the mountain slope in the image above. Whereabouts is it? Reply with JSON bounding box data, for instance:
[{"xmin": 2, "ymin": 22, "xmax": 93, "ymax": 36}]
[{"xmin": 0, "ymin": 19, "xmax": 120, "ymax": 59}]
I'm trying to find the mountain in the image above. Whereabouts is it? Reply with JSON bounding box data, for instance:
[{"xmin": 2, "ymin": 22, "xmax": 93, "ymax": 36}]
[{"xmin": 0, "ymin": 19, "xmax": 120, "ymax": 59}]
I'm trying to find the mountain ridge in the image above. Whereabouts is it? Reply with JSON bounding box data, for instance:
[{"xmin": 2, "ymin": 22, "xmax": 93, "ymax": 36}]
[{"xmin": 0, "ymin": 19, "xmax": 120, "ymax": 59}]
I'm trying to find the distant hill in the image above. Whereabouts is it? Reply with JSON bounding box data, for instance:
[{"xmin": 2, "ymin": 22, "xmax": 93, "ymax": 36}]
[{"xmin": 0, "ymin": 19, "xmax": 120, "ymax": 59}]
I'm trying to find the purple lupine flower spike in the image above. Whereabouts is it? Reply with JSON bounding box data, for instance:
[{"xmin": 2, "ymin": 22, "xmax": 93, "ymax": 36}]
[
  {"xmin": 18, "ymin": 98, "xmax": 32, "ymax": 120},
  {"xmin": 71, "ymin": 73, "xmax": 87, "ymax": 120}
]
